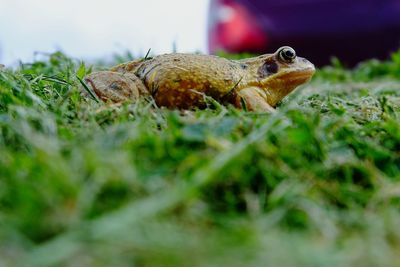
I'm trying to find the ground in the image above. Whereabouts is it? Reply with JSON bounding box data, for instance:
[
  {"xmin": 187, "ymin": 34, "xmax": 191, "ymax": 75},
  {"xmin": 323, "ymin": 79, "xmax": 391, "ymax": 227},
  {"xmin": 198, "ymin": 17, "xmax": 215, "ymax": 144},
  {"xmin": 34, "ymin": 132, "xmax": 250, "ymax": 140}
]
[{"xmin": 0, "ymin": 51, "xmax": 400, "ymax": 267}]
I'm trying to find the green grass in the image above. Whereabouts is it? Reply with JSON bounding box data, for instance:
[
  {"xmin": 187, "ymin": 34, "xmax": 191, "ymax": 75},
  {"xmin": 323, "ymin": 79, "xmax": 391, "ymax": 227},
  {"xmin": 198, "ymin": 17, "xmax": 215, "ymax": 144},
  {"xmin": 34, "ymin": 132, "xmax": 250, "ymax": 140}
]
[{"xmin": 1, "ymin": 51, "xmax": 400, "ymax": 267}]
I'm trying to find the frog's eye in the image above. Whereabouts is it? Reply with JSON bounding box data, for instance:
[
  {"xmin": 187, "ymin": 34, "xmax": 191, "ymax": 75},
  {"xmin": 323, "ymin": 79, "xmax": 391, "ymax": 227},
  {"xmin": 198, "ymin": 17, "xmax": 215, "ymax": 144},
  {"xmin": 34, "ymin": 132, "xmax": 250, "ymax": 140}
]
[{"xmin": 278, "ymin": 47, "xmax": 296, "ymax": 63}]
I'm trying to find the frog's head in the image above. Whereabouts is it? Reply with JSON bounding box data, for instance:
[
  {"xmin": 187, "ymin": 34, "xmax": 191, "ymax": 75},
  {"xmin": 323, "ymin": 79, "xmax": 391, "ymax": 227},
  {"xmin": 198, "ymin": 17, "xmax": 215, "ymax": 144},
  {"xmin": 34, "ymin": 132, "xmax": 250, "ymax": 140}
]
[{"xmin": 241, "ymin": 46, "xmax": 315, "ymax": 106}]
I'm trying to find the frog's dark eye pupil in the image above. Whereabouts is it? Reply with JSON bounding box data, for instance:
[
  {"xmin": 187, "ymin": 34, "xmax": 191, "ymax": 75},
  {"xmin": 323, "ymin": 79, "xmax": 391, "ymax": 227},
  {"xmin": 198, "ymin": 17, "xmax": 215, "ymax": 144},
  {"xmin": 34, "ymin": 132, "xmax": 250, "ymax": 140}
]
[
  {"xmin": 284, "ymin": 49, "xmax": 294, "ymax": 58},
  {"xmin": 278, "ymin": 47, "xmax": 296, "ymax": 63}
]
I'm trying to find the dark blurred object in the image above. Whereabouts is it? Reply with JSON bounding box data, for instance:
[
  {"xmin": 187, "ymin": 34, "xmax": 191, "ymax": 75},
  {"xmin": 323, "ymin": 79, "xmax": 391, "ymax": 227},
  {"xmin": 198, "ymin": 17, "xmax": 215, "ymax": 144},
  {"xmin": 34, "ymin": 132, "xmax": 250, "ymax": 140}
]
[{"xmin": 208, "ymin": 0, "xmax": 400, "ymax": 66}]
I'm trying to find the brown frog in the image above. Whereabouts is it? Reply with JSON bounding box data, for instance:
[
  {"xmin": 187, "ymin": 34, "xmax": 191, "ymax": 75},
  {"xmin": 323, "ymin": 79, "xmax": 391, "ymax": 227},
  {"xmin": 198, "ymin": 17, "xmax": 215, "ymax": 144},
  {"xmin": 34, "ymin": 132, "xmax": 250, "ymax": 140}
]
[{"xmin": 82, "ymin": 46, "xmax": 315, "ymax": 112}]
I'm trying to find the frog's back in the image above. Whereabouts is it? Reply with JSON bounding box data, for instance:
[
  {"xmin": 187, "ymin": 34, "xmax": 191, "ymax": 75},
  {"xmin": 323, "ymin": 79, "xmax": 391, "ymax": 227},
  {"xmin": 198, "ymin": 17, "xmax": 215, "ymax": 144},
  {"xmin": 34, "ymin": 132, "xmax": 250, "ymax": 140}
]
[{"xmin": 134, "ymin": 54, "xmax": 243, "ymax": 109}]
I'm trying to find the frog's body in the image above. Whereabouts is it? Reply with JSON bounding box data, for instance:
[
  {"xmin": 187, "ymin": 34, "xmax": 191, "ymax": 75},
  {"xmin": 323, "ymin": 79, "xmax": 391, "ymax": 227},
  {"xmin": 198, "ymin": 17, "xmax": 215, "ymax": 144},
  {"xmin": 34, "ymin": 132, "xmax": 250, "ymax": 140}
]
[{"xmin": 83, "ymin": 47, "xmax": 315, "ymax": 111}]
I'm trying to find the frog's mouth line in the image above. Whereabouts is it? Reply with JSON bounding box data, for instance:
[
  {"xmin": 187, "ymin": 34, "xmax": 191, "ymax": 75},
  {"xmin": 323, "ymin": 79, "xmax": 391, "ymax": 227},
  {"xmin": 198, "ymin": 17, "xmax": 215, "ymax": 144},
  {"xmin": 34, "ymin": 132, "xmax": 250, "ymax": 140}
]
[{"xmin": 278, "ymin": 68, "xmax": 315, "ymax": 83}]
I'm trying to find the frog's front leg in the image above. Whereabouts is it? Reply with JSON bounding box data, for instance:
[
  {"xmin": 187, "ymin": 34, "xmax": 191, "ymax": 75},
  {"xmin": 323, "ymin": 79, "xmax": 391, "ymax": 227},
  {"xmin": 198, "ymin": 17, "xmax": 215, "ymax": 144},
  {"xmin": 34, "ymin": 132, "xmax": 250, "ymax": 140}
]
[
  {"xmin": 234, "ymin": 87, "xmax": 275, "ymax": 112},
  {"xmin": 82, "ymin": 71, "xmax": 149, "ymax": 103}
]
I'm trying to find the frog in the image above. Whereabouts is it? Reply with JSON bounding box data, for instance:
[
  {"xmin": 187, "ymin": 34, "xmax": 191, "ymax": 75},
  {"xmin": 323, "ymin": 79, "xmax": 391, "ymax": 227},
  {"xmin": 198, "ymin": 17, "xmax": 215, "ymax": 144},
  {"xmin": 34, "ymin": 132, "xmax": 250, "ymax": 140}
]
[{"xmin": 82, "ymin": 46, "xmax": 315, "ymax": 112}]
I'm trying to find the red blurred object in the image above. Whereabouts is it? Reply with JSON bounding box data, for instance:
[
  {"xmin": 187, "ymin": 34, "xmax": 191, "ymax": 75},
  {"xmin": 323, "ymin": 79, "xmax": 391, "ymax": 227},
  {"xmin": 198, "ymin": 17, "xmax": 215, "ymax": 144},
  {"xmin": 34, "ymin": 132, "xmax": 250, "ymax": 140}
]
[{"xmin": 208, "ymin": 0, "xmax": 267, "ymax": 52}]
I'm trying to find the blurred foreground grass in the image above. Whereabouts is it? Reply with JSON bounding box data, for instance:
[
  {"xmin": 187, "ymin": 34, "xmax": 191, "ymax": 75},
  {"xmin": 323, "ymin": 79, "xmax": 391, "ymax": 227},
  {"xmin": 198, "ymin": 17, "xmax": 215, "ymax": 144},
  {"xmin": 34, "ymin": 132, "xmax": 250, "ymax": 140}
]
[{"xmin": 0, "ymin": 51, "xmax": 400, "ymax": 267}]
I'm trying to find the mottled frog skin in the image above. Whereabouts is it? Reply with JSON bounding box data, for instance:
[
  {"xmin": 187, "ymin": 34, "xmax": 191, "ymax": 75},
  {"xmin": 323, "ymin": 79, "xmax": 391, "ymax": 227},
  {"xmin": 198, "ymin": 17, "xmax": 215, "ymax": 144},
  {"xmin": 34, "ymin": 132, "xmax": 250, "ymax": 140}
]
[{"xmin": 83, "ymin": 46, "xmax": 315, "ymax": 111}]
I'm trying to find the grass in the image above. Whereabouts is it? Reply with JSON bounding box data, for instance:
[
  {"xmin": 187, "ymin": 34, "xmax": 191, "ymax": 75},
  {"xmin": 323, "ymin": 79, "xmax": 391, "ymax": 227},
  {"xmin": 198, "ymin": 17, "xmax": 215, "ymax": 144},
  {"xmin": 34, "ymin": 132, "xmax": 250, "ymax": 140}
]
[{"xmin": 0, "ymin": 50, "xmax": 400, "ymax": 267}]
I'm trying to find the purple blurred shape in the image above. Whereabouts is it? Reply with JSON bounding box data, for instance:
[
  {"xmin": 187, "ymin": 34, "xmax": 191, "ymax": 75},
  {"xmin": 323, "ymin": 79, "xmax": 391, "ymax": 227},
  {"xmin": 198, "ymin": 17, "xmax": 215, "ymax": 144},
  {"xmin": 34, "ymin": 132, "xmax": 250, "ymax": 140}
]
[{"xmin": 208, "ymin": 0, "xmax": 400, "ymax": 66}]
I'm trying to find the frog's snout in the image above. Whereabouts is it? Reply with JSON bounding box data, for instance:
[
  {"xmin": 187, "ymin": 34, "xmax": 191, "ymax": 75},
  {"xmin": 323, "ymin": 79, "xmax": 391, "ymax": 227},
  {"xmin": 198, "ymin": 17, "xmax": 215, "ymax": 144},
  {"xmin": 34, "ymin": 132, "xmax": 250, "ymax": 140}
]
[{"xmin": 296, "ymin": 56, "xmax": 315, "ymax": 74}]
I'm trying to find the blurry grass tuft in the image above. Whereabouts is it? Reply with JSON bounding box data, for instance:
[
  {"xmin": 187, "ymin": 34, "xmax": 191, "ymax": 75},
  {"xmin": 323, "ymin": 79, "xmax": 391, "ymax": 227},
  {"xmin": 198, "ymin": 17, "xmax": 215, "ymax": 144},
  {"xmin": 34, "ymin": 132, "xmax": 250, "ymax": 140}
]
[
  {"xmin": 317, "ymin": 49, "xmax": 400, "ymax": 81},
  {"xmin": 0, "ymin": 50, "xmax": 400, "ymax": 267}
]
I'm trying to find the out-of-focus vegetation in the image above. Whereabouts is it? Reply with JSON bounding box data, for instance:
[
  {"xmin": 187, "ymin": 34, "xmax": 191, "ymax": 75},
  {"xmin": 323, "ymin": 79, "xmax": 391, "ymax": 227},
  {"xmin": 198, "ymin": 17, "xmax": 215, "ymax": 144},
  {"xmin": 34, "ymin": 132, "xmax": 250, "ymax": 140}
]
[{"xmin": 0, "ymin": 50, "xmax": 399, "ymax": 267}]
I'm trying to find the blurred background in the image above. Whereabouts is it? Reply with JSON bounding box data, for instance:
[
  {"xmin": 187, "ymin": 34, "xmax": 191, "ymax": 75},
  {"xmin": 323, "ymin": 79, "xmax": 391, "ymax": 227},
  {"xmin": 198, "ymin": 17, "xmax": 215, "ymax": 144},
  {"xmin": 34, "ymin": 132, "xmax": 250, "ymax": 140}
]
[
  {"xmin": 1, "ymin": 0, "xmax": 400, "ymax": 66},
  {"xmin": 0, "ymin": 0, "xmax": 210, "ymax": 65},
  {"xmin": 208, "ymin": 0, "xmax": 400, "ymax": 66}
]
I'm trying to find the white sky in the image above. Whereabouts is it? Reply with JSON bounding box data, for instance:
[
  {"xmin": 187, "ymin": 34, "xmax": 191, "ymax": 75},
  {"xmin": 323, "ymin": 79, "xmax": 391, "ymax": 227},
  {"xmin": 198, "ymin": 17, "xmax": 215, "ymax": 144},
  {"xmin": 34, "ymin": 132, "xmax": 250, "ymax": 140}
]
[{"xmin": 0, "ymin": 0, "xmax": 210, "ymax": 65}]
